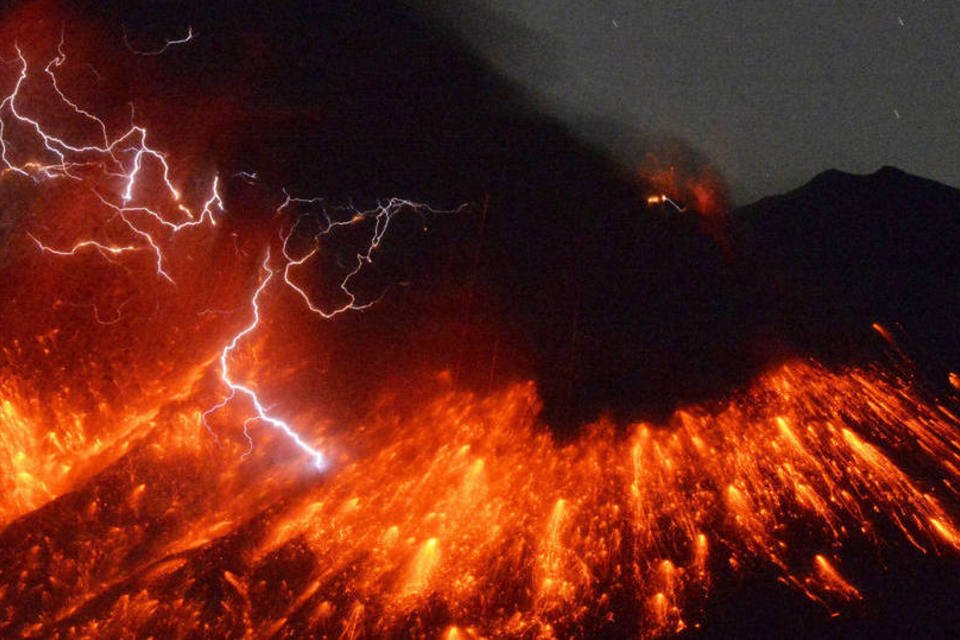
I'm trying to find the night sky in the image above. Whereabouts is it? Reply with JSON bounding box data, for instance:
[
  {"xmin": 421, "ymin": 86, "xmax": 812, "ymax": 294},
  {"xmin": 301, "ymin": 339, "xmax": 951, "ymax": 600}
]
[{"xmin": 419, "ymin": 1, "xmax": 960, "ymax": 204}]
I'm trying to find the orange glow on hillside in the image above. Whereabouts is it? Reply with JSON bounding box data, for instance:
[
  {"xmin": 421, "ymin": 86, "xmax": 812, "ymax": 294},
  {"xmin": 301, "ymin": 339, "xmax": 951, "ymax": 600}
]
[{"xmin": 640, "ymin": 157, "xmax": 729, "ymax": 219}]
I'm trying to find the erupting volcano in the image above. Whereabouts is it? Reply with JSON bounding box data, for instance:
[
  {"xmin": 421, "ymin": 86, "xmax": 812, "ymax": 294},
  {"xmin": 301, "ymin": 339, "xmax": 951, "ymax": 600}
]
[{"xmin": 2, "ymin": 2, "xmax": 960, "ymax": 639}]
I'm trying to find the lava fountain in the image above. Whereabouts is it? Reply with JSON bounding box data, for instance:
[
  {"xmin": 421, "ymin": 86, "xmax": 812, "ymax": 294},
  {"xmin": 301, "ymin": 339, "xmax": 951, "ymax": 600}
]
[{"xmin": 1, "ymin": 21, "xmax": 960, "ymax": 640}]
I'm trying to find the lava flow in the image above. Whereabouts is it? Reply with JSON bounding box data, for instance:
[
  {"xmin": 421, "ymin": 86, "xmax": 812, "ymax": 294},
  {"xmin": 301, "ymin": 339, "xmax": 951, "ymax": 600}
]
[{"xmin": 2, "ymin": 25, "xmax": 960, "ymax": 640}]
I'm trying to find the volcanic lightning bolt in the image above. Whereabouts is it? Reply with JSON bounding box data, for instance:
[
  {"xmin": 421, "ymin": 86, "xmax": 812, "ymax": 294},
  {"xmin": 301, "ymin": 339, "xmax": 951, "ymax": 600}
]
[
  {"xmin": 1, "ymin": 35, "xmax": 362, "ymax": 472},
  {"xmin": 203, "ymin": 193, "xmax": 452, "ymax": 469},
  {"xmin": 2, "ymin": 33, "xmax": 462, "ymax": 478},
  {"xmin": 122, "ymin": 24, "xmax": 195, "ymax": 57},
  {"xmin": 2, "ymin": 36, "xmax": 222, "ymax": 283},
  {"xmin": 203, "ymin": 250, "xmax": 330, "ymax": 471}
]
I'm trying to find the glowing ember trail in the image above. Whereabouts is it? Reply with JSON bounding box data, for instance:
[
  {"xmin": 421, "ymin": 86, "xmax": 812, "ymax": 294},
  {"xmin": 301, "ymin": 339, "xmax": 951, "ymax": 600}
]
[{"xmin": 2, "ymin": 27, "xmax": 960, "ymax": 640}]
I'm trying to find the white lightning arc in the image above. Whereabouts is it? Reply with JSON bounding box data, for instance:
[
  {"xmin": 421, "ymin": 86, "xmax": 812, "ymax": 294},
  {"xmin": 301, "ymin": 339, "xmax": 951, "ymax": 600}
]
[
  {"xmin": 123, "ymin": 25, "xmax": 195, "ymax": 57},
  {"xmin": 278, "ymin": 194, "xmax": 454, "ymax": 318},
  {"xmin": 2, "ymin": 37, "xmax": 222, "ymax": 282},
  {"xmin": 2, "ymin": 35, "xmax": 464, "ymax": 473},
  {"xmin": 203, "ymin": 251, "xmax": 328, "ymax": 471}
]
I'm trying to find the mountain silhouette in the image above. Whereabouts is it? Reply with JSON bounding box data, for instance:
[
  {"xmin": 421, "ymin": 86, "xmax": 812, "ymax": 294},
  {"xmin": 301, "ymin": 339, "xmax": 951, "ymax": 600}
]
[{"xmin": 733, "ymin": 166, "xmax": 960, "ymax": 382}]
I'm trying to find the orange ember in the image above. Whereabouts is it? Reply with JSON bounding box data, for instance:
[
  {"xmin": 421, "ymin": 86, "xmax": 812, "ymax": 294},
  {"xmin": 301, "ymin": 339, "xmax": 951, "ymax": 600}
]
[
  {"xmin": 640, "ymin": 156, "xmax": 729, "ymax": 219},
  {"xmin": 3, "ymin": 350, "xmax": 960, "ymax": 638},
  {"xmin": 2, "ymin": 24, "xmax": 960, "ymax": 640}
]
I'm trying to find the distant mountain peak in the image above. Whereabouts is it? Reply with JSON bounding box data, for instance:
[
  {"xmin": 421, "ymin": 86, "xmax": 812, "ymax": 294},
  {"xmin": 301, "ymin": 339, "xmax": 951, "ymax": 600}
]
[
  {"xmin": 730, "ymin": 165, "xmax": 960, "ymax": 374},
  {"xmin": 803, "ymin": 165, "xmax": 907, "ymax": 191}
]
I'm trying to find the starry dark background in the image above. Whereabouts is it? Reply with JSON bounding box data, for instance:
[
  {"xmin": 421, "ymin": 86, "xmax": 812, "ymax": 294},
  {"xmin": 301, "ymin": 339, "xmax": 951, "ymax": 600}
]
[{"xmin": 418, "ymin": 1, "xmax": 960, "ymax": 204}]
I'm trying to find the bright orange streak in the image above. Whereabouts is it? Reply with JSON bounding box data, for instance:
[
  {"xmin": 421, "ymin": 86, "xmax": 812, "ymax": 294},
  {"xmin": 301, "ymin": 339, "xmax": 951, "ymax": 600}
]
[{"xmin": 814, "ymin": 555, "xmax": 861, "ymax": 600}]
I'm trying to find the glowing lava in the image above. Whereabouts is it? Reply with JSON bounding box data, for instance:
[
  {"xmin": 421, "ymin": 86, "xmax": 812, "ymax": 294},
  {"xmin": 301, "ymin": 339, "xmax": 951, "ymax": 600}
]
[{"xmin": 3, "ymin": 356, "xmax": 960, "ymax": 638}]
